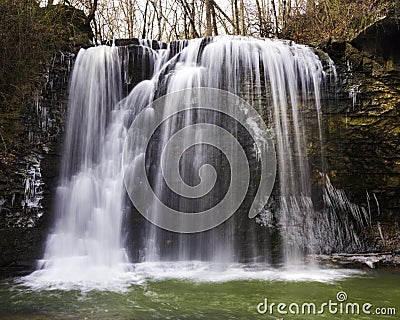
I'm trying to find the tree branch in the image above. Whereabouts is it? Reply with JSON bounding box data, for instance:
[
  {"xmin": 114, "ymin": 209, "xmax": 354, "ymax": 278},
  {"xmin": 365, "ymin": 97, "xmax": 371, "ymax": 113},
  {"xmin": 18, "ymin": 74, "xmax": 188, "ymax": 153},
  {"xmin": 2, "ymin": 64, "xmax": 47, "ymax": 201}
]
[{"xmin": 84, "ymin": 0, "xmax": 98, "ymax": 28}]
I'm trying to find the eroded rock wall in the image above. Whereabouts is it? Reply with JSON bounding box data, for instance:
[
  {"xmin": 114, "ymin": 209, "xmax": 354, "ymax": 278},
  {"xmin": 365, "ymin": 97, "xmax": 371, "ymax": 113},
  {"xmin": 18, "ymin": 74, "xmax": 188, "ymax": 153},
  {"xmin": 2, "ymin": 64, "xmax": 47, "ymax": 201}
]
[
  {"xmin": 0, "ymin": 52, "xmax": 74, "ymax": 277},
  {"xmin": 321, "ymin": 14, "xmax": 400, "ymax": 252}
]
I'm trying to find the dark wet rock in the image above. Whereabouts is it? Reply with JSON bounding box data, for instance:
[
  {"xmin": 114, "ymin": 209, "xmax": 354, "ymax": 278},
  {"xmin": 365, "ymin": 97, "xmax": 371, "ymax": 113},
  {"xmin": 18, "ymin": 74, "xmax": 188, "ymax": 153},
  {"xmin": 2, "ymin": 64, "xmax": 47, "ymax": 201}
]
[
  {"xmin": 316, "ymin": 252, "xmax": 400, "ymax": 269},
  {"xmin": 351, "ymin": 15, "xmax": 400, "ymax": 68},
  {"xmin": 0, "ymin": 3, "xmax": 95, "ymax": 278},
  {"xmin": 0, "ymin": 228, "xmax": 44, "ymax": 279},
  {"xmin": 0, "ymin": 52, "xmax": 73, "ymax": 279},
  {"xmin": 111, "ymin": 38, "xmax": 167, "ymax": 50},
  {"xmin": 112, "ymin": 38, "xmax": 141, "ymax": 46},
  {"xmin": 320, "ymin": 14, "xmax": 400, "ymax": 252}
]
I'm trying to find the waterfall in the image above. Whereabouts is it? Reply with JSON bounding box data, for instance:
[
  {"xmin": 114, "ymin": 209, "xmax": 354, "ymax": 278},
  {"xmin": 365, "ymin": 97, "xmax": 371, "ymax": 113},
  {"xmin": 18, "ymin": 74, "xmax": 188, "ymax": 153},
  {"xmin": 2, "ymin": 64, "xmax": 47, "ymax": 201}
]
[
  {"xmin": 27, "ymin": 46, "xmax": 131, "ymax": 284},
  {"xmin": 26, "ymin": 36, "xmax": 369, "ymax": 288}
]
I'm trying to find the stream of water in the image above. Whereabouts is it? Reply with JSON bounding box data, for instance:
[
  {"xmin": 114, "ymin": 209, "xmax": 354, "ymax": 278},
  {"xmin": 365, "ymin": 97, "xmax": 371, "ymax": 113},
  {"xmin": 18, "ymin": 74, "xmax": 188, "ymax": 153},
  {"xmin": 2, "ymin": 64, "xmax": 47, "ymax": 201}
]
[{"xmin": 1, "ymin": 268, "xmax": 399, "ymax": 319}]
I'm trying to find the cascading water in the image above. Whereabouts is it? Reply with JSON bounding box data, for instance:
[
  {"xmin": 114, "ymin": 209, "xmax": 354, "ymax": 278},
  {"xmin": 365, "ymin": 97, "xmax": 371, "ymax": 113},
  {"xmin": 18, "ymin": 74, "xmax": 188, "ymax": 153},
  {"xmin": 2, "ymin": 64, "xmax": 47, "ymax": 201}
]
[
  {"xmin": 133, "ymin": 37, "xmax": 327, "ymax": 264},
  {"xmin": 26, "ymin": 46, "xmax": 131, "ymax": 285},
  {"xmin": 26, "ymin": 36, "xmax": 369, "ymax": 289}
]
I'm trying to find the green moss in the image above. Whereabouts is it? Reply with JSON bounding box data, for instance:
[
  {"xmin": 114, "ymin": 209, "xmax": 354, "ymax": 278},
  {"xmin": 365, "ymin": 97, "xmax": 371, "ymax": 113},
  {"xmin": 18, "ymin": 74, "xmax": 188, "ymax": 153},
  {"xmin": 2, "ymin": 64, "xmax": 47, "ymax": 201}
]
[
  {"xmin": 0, "ymin": 1, "xmax": 90, "ymax": 109},
  {"xmin": 346, "ymin": 116, "xmax": 380, "ymax": 126},
  {"xmin": 0, "ymin": 1, "xmax": 91, "ymax": 169}
]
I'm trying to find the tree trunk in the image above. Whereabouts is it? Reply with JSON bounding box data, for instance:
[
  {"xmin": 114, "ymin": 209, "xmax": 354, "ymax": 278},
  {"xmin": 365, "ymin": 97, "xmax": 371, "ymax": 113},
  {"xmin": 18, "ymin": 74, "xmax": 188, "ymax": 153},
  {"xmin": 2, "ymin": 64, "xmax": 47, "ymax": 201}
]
[
  {"xmin": 84, "ymin": 0, "xmax": 98, "ymax": 28},
  {"xmin": 212, "ymin": 0, "xmax": 234, "ymax": 31},
  {"xmin": 239, "ymin": 0, "xmax": 245, "ymax": 35},
  {"xmin": 271, "ymin": 0, "xmax": 279, "ymax": 36},
  {"xmin": 205, "ymin": 0, "xmax": 212, "ymax": 36},
  {"xmin": 211, "ymin": 3, "xmax": 218, "ymax": 35},
  {"xmin": 142, "ymin": 1, "xmax": 149, "ymax": 39},
  {"xmin": 190, "ymin": 0, "xmax": 196, "ymax": 38},
  {"xmin": 180, "ymin": 0, "xmax": 200, "ymax": 38},
  {"xmin": 282, "ymin": 0, "xmax": 287, "ymax": 33},
  {"xmin": 255, "ymin": 0, "xmax": 265, "ymax": 37}
]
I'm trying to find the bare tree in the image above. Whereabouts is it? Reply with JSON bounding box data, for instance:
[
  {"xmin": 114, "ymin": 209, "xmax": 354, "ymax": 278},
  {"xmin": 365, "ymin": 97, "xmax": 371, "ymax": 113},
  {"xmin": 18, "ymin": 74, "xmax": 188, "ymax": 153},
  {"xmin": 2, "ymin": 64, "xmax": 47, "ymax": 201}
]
[
  {"xmin": 84, "ymin": 0, "xmax": 98, "ymax": 28},
  {"xmin": 271, "ymin": 0, "xmax": 279, "ymax": 36},
  {"xmin": 212, "ymin": 0, "xmax": 235, "ymax": 34},
  {"xmin": 211, "ymin": 3, "xmax": 218, "ymax": 35},
  {"xmin": 205, "ymin": 0, "xmax": 212, "ymax": 36},
  {"xmin": 180, "ymin": 0, "xmax": 200, "ymax": 38}
]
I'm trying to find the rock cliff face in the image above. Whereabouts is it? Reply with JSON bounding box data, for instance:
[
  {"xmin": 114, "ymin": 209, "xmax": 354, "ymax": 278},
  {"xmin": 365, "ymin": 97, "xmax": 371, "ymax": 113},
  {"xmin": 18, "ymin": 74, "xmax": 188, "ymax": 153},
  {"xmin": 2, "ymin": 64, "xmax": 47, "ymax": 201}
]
[
  {"xmin": 0, "ymin": 4, "xmax": 91, "ymax": 278},
  {"xmin": 0, "ymin": 52, "xmax": 75, "ymax": 278},
  {"xmin": 321, "ymin": 14, "xmax": 400, "ymax": 252}
]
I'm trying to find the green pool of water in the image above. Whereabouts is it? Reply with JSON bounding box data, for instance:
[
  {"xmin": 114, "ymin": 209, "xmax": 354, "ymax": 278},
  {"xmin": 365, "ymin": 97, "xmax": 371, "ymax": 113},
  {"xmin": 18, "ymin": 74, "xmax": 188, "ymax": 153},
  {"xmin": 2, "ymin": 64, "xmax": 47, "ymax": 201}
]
[{"xmin": 0, "ymin": 268, "xmax": 398, "ymax": 320}]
